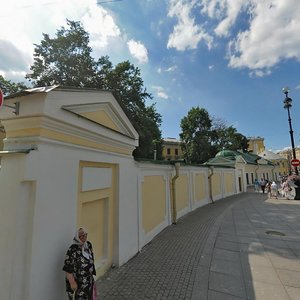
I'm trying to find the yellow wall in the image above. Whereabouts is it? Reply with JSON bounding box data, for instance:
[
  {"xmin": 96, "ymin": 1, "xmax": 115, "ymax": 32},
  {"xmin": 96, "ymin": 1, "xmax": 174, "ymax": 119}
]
[
  {"xmin": 175, "ymin": 174, "xmax": 189, "ymax": 211},
  {"xmin": 212, "ymin": 173, "xmax": 221, "ymax": 196},
  {"xmin": 142, "ymin": 176, "xmax": 166, "ymax": 233},
  {"xmin": 81, "ymin": 111, "xmax": 119, "ymax": 132},
  {"xmin": 194, "ymin": 173, "xmax": 207, "ymax": 203},
  {"xmin": 248, "ymin": 138, "xmax": 265, "ymax": 154},
  {"xmin": 162, "ymin": 140, "xmax": 183, "ymax": 160},
  {"xmin": 3, "ymin": 117, "xmax": 132, "ymax": 156},
  {"xmin": 224, "ymin": 173, "xmax": 234, "ymax": 194},
  {"xmin": 77, "ymin": 161, "xmax": 116, "ymax": 277}
]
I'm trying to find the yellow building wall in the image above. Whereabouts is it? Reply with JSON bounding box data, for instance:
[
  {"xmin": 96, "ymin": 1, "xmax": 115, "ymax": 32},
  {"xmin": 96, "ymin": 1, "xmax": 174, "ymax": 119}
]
[
  {"xmin": 142, "ymin": 175, "xmax": 166, "ymax": 234},
  {"xmin": 175, "ymin": 174, "xmax": 189, "ymax": 211},
  {"xmin": 224, "ymin": 173, "xmax": 234, "ymax": 194},
  {"xmin": 248, "ymin": 138, "xmax": 265, "ymax": 154},
  {"xmin": 77, "ymin": 161, "xmax": 116, "ymax": 277},
  {"xmin": 3, "ymin": 117, "xmax": 132, "ymax": 156},
  {"xmin": 162, "ymin": 141, "xmax": 183, "ymax": 160},
  {"xmin": 212, "ymin": 173, "xmax": 221, "ymax": 196},
  {"xmin": 194, "ymin": 173, "xmax": 207, "ymax": 203},
  {"xmin": 81, "ymin": 111, "xmax": 119, "ymax": 132}
]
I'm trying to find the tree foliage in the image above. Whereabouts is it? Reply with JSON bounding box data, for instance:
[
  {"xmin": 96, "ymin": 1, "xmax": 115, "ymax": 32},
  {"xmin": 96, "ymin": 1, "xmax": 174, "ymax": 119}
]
[
  {"xmin": 180, "ymin": 107, "xmax": 248, "ymax": 164},
  {"xmin": 0, "ymin": 75, "xmax": 27, "ymax": 96},
  {"xmin": 26, "ymin": 20, "xmax": 162, "ymax": 159},
  {"xmin": 26, "ymin": 20, "xmax": 96, "ymax": 87}
]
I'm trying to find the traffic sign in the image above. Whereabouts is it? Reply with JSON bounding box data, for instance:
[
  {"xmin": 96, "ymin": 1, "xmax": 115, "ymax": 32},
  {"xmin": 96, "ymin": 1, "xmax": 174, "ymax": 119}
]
[
  {"xmin": 291, "ymin": 159, "xmax": 300, "ymax": 167},
  {"xmin": 0, "ymin": 89, "xmax": 3, "ymax": 110}
]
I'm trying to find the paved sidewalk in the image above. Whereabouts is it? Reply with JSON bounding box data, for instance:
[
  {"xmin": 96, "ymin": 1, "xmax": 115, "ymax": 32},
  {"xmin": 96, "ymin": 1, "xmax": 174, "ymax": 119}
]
[{"xmin": 96, "ymin": 192, "xmax": 300, "ymax": 300}]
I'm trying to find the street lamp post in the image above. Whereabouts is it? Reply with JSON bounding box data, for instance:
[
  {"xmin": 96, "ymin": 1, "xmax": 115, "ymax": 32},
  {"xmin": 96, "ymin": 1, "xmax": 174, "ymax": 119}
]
[
  {"xmin": 282, "ymin": 87, "xmax": 298, "ymax": 176},
  {"xmin": 282, "ymin": 87, "xmax": 300, "ymax": 200}
]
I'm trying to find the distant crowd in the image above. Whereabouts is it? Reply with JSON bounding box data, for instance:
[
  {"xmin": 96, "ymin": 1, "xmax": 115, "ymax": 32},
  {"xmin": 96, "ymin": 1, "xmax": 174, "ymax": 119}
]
[{"xmin": 254, "ymin": 177, "xmax": 293, "ymax": 200}]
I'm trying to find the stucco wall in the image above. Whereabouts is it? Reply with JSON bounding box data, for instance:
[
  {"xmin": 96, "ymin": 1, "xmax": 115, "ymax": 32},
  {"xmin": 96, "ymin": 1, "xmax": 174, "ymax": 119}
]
[
  {"xmin": 194, "ymin": 172, "xmax": 207, "ymax": 205},
  {"xmin": 0, "ymin": 88, "xmax": 241, "ymax": 300},
  {"xmin": 142, "ymin": 175, "xmax": 166, "ymax": 233}
]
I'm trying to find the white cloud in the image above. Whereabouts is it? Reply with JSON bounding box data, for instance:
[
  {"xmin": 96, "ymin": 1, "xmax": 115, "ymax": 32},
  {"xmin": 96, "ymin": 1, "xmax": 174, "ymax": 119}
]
[
  {"xmin": 165, "ymin": 65, "xmax": 178, "ymax": 72},
  {"xmin": 0, "ymin": 0, "xmax": 138, "ymax": 80},
  {"xmin": 157, "ymin": 65, "xmax": 178, "ymax": 73},
  {"xmin": 127, "ymin": 39, "xmax": 149, "ymax": 64},
  {"xmin": 200, "ymin": 0, "xmax": 246, "ymax": 37},
  {"xmin": 227, "ymin": 0, "xmax": 300, "ymax": 73},
  {"xmin": 208, "ymin": 65, "xmax": 214, "ymax": 71},
  {"xmin": 152, "ymin": 86, "xmax": 169, "ymax": 99},
  {"xmin": 166, "ymin": 0, "xmax": 300, "ymax": 76},
  {"xmin": 81, "ymin": 3, "xmax": 121, "ymax": 49},
  {"xmin": 167, "ymin": 0, "xmax": 213, "ymax": 51}
]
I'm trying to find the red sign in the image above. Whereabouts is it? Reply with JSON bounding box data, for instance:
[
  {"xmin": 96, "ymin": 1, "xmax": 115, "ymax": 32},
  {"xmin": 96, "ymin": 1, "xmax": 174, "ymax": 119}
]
[
  {"xmin": 291, "ymin": 159, "xmax": 300, "ymax": 166},
  {"xmin": 0, "ymin": 89, "xmax": 3, "ymax": 109}
]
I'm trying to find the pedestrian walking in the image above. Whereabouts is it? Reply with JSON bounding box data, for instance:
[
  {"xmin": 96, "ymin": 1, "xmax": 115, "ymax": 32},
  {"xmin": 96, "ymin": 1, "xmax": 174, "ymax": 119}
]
[
  {"xmin": 271, "ymin": 181, "xmax": 278, "ymax": 199},
  {"xmin": 266, "ymin": 181, "xmax": 272, "ymax": 198},
  {"xmin": 260, "ymin": 178, "xmax": 266, "ymax": 193},
  {"xmin": 282, "ymin": 180, "xmax": 292, "ymax": 200}
]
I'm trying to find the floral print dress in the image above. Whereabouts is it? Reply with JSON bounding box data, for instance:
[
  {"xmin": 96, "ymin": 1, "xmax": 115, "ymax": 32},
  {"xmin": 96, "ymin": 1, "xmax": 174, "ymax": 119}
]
[{"xmin": 63, "ymin": 241, "xmax": 96, "ymax": 300}]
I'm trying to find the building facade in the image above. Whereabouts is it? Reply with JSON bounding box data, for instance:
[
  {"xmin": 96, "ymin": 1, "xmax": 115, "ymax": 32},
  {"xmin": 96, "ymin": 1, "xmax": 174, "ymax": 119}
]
[
  {"xmin": 0, "ymin": 87, "xmax": 242, "ymax": 300},
  {"xmin": 205, "ymin": 149, "xmax": 280, "ymax": 187},
  {"xmin": 277, "ymin": 147, "xmax": 300, "ymax": 174},
  {"xmin": 248, "ymin": 136, "xmax": 265, "ymax": 154},
  {"xmin": 258, "ymin": 149, "xmax": 289, "ymax": 177},
  {"xmin": 162, "ymin": 137, "xmax": 183, "ymax": 160}
]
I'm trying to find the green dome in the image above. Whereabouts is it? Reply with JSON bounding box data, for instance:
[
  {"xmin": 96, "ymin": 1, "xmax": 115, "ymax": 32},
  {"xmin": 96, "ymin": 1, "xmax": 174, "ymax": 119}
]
[{"xmin": 215, "ymin": 150, "xmax": 237, "ymax": 158}]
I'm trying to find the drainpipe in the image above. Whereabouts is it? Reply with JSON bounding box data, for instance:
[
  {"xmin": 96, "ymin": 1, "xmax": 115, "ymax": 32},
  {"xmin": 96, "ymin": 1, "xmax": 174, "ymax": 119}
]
[
  {"xmin": 208, "ymin": 166, "xmax": 214, "ymax": 204},
  {"xmin": 171, "ymin": 162, "xmax": 180, "ymax": 224}
]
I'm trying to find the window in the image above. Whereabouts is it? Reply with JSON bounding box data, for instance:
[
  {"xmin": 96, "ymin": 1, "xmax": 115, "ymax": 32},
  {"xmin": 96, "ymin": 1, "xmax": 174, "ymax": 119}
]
[
  {"xmin": 167, "ymin": 148, "xmax": 171, "ymax": 155},
  {"xmin": 175, "ymin": 148, "xmax": 178, "ymax": 155},
  {"xmin": 246, "ymin": 173, "xmax": 249, "ymax": 184}
]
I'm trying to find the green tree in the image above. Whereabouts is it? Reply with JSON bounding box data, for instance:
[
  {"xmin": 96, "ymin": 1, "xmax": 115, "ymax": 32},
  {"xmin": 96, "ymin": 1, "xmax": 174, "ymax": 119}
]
[
  {"xmin": 0, "ymin": 75, "xmax": 27, "ymax": 96},
  {"xmin": 180, "ymin": 107, "xmax": 212, "ymax": 163},
  {"xmin": 211, "ymin": 118, "xmax": 248, "ymax": 153},
  {"xmin": 26, "ymin": 20, "xmax": 96, "ymax": 87},
  {"xmin": 26, "ymin": 20, "xmax": 162, "ymax": 159},
  {"xmin": 180, "ymin": 107, "xmax": 248, "ymax": 163}
]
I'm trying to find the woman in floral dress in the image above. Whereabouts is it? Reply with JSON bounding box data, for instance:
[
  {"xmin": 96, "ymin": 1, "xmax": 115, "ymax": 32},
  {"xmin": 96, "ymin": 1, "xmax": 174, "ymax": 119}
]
[{"xmin": 63, "ymin": 228, "xmax": 96, "ymax": 300}]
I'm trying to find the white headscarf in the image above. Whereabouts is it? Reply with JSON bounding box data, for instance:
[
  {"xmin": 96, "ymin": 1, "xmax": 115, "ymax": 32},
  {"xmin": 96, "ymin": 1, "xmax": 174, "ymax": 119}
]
[{"xmin": 72, "ymin": 228, "xmax": 92, "ymax": 260}]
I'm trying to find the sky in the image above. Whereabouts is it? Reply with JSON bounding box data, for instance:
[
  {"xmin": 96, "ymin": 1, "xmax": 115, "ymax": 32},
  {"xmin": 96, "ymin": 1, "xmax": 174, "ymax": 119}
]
[{"xmin": 1, "ymin": 0, "xmax": 300, "ymax": 152}]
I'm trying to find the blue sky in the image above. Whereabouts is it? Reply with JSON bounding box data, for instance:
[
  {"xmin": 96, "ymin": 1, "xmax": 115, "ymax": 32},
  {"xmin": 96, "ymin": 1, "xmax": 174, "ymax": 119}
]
[{"xmin": 1, "ymin": 0, "xmax": 300, "ymax": 152}]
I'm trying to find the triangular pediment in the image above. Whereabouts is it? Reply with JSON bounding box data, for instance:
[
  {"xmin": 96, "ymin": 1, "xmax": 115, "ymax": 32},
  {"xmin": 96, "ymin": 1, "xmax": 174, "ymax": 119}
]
[{"xmin": 61, "ymin": 102, "xmax": 138, "ymax": 139}]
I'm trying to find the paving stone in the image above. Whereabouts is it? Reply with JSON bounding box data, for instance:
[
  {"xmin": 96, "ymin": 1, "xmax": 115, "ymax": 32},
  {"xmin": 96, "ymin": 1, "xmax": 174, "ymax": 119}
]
[
  {"xmin": 240, "ymin": 252, "xmax": 272, "ymax": 267},
  {"xmin": 216, "ymin": 233, "xmax": 238, "ymax": 243},
  {"xmin": 268, "ymin": 255, "xmax": 300, "ymax": 272},
  {"xmin": 212, "ymin": 248, "xmax": 240, "ymax": 262},
  {"xmin": 208, "ymin": 290, "xmax": 246, "ymax": 300},
  {"xmin": 238, "ymin": 242, "xmax": 264, "ymax": 253},
  {"xmin": 243, "ymin": 265, "xmax": 282, "ymax": 285},
  {"xmin": 285, "ymin": 286, "xmax": 300, "ymax": 300},
  {"xmin": 263, "ymin": 245, "xmax": 298, "ymax": 258},
  {"xmin": 95, "ymin": 192, "xmax": 300, "ymax": 300},
  {"xmin": 245, "ymin": 280, "xmax": 290, "ymax": 300},
  {"xmin": 209, "ymin": 271, "xmax": 246, "ymax": 298},
  {"xmin": 277, "ymin": 269, "xmax": 300, "ymax": 288},
  {"xmin": 215, "ymin": 238, "xmax": 239, "ymax": 252}
]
